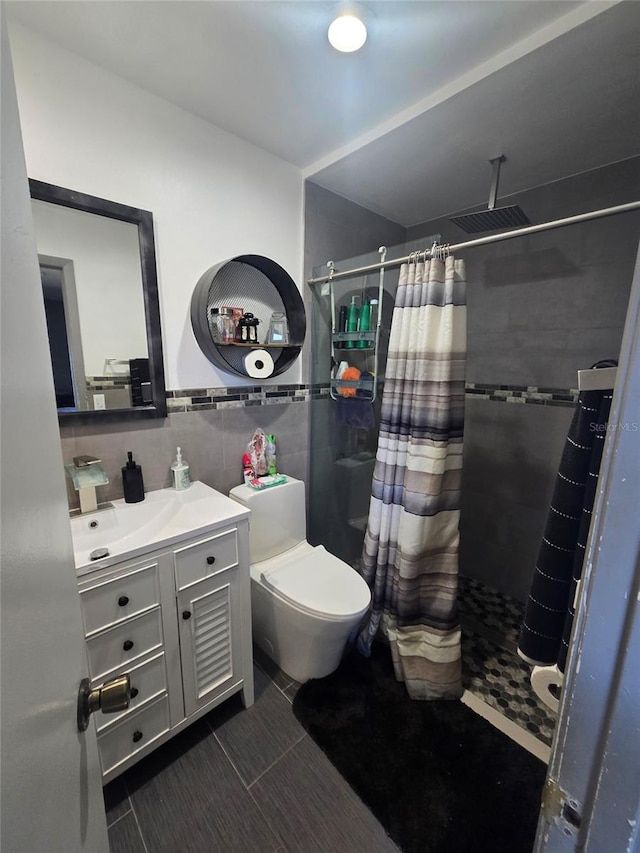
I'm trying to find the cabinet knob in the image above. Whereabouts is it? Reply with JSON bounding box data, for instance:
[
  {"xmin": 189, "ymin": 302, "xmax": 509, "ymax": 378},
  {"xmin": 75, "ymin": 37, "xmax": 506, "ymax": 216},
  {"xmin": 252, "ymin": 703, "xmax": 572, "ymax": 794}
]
[
  {"xmin": 132, "ymin": 730, "xmax": 143, "ymax": 743},
  {"xmin": 182, "ymin": 610, "xmax": 192, "ymax": 620},
  {"xmin": 130, "ymin": 687, "xmax": 139, "ymax": 699},
  {"xmin": 206, "ymin": 555, "xmax": 216, "ymax": 565},
  {"xmin": 123, "ymin": 640, "xmax": 134, "ymax": 651},
  {"xmin": 118, "ymin": 595, "xmax": 129, "ymax": 607}
]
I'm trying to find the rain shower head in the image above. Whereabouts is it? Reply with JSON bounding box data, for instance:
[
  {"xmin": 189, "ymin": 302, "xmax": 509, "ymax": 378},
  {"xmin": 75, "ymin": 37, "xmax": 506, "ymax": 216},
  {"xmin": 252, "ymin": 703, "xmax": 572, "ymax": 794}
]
[{"xmin": 450, "ymin": 155, "xmax": 530, "ymax": 234}]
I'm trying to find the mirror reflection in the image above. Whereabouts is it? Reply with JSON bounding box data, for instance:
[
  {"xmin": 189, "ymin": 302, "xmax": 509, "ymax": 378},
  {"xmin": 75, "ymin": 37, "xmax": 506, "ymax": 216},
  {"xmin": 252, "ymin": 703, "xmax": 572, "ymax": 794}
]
[
  {"xmin": 32, "ymin": 200, "xmax": 150, "ymax": 412},
  {"xmin": 29, "ymin": 179, "xmax": 166, "ymax": 422}
]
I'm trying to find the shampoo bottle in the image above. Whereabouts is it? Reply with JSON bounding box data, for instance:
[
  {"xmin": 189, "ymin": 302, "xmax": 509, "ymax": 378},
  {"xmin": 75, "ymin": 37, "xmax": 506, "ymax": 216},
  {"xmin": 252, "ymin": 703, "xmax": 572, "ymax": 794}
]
[
  {"xmin": 344, "ymin": 296, "xmax": 359, "ymax": 349},
  {"xmin": 357, "ymin": 299, "xmax": 371, "ymax": 348},
  {"xmin": 122, "ymin": 451, "xmax": 145, "ymax": 503},
  {"xmin": 171, "ymin": 446, "xmax": 190, "ymax": 490}
]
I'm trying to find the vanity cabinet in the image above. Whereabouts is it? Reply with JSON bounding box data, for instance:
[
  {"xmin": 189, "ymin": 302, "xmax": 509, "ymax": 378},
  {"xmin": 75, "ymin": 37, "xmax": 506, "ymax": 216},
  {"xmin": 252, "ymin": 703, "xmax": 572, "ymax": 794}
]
[
  {"xmin": 174, "ymin": 530, "xmax": 244, "ymax": 717},
  {"xmin": 76, "ymin": 512, "xmax": 253, "ymax": 783}
]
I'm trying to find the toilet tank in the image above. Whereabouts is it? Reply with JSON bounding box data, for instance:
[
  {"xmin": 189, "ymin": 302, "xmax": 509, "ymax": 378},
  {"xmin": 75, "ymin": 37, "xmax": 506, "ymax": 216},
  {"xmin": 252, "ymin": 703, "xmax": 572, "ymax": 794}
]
[{"xmin": 229, "ymin": 476, "xmax": 306, "ymax": 563}]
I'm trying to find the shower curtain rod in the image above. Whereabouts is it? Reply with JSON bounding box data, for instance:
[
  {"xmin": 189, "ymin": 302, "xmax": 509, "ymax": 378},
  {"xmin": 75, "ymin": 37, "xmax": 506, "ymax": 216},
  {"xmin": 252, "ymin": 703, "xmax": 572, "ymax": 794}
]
[{"xmin": 307, "ymin": 200, "xmax": 640, "ymax": 285}]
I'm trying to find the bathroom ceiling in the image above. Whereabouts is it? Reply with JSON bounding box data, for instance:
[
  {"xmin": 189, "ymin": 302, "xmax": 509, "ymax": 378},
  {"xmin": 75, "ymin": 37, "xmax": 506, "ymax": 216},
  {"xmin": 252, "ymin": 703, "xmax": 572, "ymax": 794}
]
[{"xmin": 7, "ymin": 1, "xmax": 639, "ymax": 226}]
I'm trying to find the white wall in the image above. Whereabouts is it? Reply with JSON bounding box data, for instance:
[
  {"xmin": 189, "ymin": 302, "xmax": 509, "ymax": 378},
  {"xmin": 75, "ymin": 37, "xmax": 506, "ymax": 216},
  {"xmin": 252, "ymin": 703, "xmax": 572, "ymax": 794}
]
[
  {"xmin": 10, "ymin": 22, "xmax": 304, "ymax": 389},
  {"xmin": 32, "ymin": 199, "xmax": 147, "ymax": 376}
]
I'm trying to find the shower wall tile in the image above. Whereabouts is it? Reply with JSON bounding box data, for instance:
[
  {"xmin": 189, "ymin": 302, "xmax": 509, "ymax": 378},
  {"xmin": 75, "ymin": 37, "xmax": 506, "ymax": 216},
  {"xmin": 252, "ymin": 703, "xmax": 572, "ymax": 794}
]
[
  {"xmin": 306, "ymin": 397, "xmax": 343, "ymax": 451},
  {"xmin": 507, "ymin": 261, "xmax": 633, "ymax": 333},
  {"xmin": 577, "ymin": 207, "xmax": 640, "ymax": 267},
  {"xmin": 466, "ymin": 329, "xmax": 569, "ymax": 387},
  {"xmin": 303, "ymin": 181, "xmax": 406, "ymax": 386},
  {"xmin": 461, "ymin": 398, "xmax": 574, "ymax": 600},
  {"xmin": 408, "ymin": 159, "xmax": 639, "ymax": 384}
]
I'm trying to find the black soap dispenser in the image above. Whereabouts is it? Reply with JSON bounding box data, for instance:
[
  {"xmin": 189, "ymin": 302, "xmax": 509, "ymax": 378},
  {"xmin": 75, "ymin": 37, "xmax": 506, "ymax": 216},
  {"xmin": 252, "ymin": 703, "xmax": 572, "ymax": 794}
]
[{"xmin": 122, "ymin": 451, "xmax": 145, "ymax": 503}]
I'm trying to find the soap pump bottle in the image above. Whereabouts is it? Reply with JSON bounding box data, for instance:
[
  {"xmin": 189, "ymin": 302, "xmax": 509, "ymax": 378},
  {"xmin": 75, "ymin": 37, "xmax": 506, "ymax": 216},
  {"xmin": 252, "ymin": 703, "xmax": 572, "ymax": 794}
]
[
  {"xmin": 171, "ymin": 446, "xmax": 190, "ymax": 491},
  {"xmin": 344, "ymin": 296, "xmax": 359, "ymax": 349},
  {"xmin": 122, "ymin": 451, "xmax": 145, "ymax": 503}
]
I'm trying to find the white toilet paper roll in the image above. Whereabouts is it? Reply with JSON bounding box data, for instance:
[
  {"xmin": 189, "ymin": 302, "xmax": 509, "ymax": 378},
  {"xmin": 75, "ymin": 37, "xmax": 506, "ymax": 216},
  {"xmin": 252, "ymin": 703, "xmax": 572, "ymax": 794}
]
[
  {"xmin": 243, "ymin": 348, "xmax": 274, "ymax": 379},
  {"xmin": 530, "ymin": 664, "xmax": 562, "ymax": 712}
]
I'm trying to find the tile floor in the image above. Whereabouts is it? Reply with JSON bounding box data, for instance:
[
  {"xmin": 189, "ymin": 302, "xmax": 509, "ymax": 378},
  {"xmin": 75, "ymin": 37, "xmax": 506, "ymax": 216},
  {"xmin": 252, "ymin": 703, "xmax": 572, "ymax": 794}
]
[
  {"xmin": 458, "ymin": 575, "xmax": 557, "ymax": 747},
  {"xmin": 106, "ymin": 576, "xmax": 554, "ymax": 852},
  {"xmin": 105, "ymin": 649, "xmax": 399, "ymax": 853}
]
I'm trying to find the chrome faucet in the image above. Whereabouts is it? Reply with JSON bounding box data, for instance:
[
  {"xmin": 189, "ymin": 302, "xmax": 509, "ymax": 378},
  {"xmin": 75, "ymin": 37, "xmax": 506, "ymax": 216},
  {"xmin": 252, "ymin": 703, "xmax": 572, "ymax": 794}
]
[{"xmin": 65, "ymin": 455, "xmax": 109, "ymax": 514}]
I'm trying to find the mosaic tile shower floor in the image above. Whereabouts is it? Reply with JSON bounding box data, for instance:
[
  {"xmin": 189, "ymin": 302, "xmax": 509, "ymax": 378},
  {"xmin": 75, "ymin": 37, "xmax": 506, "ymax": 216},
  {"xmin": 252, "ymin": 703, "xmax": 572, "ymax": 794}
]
[{"xmin": 458, "ymin": 576, "xmax": 557, "ymax": 747}]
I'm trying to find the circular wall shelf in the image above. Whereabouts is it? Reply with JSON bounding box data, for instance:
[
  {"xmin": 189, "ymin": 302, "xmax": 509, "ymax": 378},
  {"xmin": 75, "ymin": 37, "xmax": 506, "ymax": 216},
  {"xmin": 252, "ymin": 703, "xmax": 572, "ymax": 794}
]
[{"xmin": 190, "ymin": 254, "xmax": 306, "ymax": 379}]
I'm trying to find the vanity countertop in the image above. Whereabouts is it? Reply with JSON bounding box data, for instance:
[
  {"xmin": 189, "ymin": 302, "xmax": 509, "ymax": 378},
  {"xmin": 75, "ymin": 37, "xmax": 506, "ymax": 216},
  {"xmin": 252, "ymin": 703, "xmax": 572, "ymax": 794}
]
[{"xmin": 71, "ymin": 481, "xmax": 249, "ymax": 576}]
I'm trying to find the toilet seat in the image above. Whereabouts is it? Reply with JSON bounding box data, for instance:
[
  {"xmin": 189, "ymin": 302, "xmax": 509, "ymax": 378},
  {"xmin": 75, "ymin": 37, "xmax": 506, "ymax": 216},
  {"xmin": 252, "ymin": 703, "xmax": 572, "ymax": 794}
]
[{"xmin": 255, "ymin": 542, "xmax": 371, "ymax": 620}]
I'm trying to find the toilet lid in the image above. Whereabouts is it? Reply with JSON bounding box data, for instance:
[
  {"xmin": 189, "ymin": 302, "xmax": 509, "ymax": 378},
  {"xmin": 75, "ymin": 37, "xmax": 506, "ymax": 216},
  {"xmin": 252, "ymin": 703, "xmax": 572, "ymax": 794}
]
[{"xmin": 260, "ymin": 545, "xmax": 371, "ymax": 619}]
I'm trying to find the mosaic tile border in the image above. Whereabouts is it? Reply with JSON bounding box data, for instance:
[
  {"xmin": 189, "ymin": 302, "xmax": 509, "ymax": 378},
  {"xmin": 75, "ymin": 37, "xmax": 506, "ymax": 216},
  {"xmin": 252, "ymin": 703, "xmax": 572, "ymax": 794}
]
[
  {"xmin": 86, "ymin": 376, "xmax": 131, "ymax": 391},
  {"xmin": 166, "ymin": 383, "xmax": 331, "ymax": 412},
  {"xmin": 165, "ymin": 381, "xmax": 578, "ymax": 412},
  {"xmin": 466, "ymin": 383, "xmax": 578, "ymax": 407}
]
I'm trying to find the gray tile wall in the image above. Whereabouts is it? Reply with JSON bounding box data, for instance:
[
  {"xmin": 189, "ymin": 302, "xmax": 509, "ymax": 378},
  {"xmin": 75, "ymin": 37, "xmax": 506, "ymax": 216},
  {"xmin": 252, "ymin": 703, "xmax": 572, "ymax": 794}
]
[
  {"xmin": 303, "ymin": 181, "xmax": 406, "ymax": 384},
  {"xmin": 60, "ymin": 400, "xmax": 309, "ymax": 511},
  {"xmin": 408, "ymin": 157, "xmax": 640, "ymax": 599},
  {"xmin": 304, "ymin": 181, "xmax": 407, "ymax": 559},
  {"xmin": 406, "ymin": 157, "xmax": 640, "ymax": 388}
]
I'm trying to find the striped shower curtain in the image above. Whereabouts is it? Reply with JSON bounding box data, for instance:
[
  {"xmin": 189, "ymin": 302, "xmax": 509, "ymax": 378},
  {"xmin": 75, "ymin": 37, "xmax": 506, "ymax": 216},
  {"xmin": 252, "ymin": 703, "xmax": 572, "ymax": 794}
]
[{"xmin": 357, "ymin": 255, "xmax": 466, "ymax": 700}]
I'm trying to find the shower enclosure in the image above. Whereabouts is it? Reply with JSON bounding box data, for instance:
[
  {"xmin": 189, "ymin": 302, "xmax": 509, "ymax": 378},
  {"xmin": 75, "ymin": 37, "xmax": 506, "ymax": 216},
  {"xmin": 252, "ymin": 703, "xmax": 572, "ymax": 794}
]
[
  {"xmin": 308, "ymin": 249, "xmax": 387, "ymax": 565},
  {"xmin": 307, "ymin": 235, "xmax": 557, "ymax": 744},
  {"xmin": 307, "ymin": 237, "xmax": 437, "ymax": 566}
]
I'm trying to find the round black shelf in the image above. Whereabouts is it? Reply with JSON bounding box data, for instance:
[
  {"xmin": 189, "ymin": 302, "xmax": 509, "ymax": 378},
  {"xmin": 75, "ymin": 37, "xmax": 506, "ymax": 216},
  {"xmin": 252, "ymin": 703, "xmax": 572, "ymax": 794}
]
[{"xmin": 190, "ymin": 254, "xmax": 306, "ymax": 379}]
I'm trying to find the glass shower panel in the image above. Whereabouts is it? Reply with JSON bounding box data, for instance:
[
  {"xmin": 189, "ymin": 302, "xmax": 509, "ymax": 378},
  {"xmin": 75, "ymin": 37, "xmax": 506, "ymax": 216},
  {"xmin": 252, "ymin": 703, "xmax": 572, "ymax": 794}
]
[{"xmin": 308, "ymin": 237, "xmax": 438, "ymax": 567}]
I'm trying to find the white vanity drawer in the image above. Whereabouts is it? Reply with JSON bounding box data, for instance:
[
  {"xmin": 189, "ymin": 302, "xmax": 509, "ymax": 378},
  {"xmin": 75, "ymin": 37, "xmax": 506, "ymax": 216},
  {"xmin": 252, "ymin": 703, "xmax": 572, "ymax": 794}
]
[
  {"xmin": 86, "ymin": 607, "xmax": 163, "ymax": 681},
  {"xmin": 95, "ymin": 651, "xmax": 168, "ymax": 732},
  {"xmin": 80, "ymin": 561, "xmax": 160, "ymax": 637},
  {"xmin": 174, "ymin": 527, "xmax": 238, "ymax": 590},
  {"xmin": 98, "ymin": 695, "xmax": 170, "ymax": 775}
]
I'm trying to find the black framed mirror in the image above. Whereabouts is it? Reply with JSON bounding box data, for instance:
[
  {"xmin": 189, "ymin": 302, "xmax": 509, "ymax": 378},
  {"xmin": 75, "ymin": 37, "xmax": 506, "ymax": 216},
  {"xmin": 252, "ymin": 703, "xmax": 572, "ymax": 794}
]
[{"xmin": 29, "ymin": 180, "xmax": 166, "ymax": 424}]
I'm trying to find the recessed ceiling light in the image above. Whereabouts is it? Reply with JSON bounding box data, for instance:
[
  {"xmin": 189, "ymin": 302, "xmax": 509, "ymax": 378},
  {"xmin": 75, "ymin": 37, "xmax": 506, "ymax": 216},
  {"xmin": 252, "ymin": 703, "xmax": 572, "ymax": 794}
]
[{"xmin": 328, "ymin": 13, "xmax": 367, "ymax": 53}]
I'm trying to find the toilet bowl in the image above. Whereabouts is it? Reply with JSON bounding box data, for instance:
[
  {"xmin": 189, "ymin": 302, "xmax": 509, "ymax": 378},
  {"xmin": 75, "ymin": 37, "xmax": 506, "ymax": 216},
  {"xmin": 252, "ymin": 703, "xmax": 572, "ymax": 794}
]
[{"xmin": 229, "ymin": 477, "xmax": 371, "ymax": 683}]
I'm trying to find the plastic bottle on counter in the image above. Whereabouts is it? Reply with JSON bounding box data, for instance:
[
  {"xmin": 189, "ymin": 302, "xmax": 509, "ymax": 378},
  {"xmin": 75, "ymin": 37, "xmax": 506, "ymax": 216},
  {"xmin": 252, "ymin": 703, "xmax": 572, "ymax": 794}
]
[
  {"xmin": 122, "ymin": 451, "xmax": 145, "ymax": 503},
  {"xmin": 171, "ymin": 446, "xmax": 190, "ymax": 490}
]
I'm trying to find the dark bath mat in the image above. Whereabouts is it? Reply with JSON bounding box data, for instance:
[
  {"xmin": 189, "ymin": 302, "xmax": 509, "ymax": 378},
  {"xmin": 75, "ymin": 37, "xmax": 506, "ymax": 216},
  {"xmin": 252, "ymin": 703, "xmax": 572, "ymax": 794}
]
[{"xmin": 293, "ymin": 643, "xmax": 546, "ymax": 853}]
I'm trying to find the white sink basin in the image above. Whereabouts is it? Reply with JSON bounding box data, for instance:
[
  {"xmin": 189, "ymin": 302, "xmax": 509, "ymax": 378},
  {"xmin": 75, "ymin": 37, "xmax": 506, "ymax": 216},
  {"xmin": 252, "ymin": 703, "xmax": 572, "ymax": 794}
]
[{"xmin": 71, "ymin": 481, "xmax": 248, "ymax": 574}]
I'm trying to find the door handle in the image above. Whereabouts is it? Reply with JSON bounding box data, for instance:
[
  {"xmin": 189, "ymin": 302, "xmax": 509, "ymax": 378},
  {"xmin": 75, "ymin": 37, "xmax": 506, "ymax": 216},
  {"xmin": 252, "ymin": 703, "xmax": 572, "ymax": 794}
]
[{"xmin": 77, "ymin": 674, "xmax": 131, "ymax": 732}]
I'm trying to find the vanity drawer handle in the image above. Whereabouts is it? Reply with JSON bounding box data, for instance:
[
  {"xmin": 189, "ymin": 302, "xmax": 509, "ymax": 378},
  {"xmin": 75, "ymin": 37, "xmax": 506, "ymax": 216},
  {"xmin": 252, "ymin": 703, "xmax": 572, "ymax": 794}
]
[
  {"xmin": 130, "ymin": 687, "xmax": 139, "ymax": 699},
  {"xmin": 182, "ymin": 610, "xmax": 192, "ymax": 620},
  {"xmin": 132, "ymin": 730, "xmax": 143, "ymax": 743},
  {"xmin": 123, "ymin": 640, "xmax": 134, "ymax": 651},
  {"xmin": 206, "ymin": 555, "xmax": 216, "ymax": 565},
  {"xmin": 118, "ymin": 596, "xmax": 130, "ymax": 607}
]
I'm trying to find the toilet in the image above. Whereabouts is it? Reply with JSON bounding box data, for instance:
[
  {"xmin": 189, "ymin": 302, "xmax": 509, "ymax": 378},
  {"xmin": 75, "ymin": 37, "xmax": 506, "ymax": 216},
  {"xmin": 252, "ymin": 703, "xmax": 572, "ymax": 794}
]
[{"xmin": 229, "ymin": 476, "xmax": 371, "ymax": 683}]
